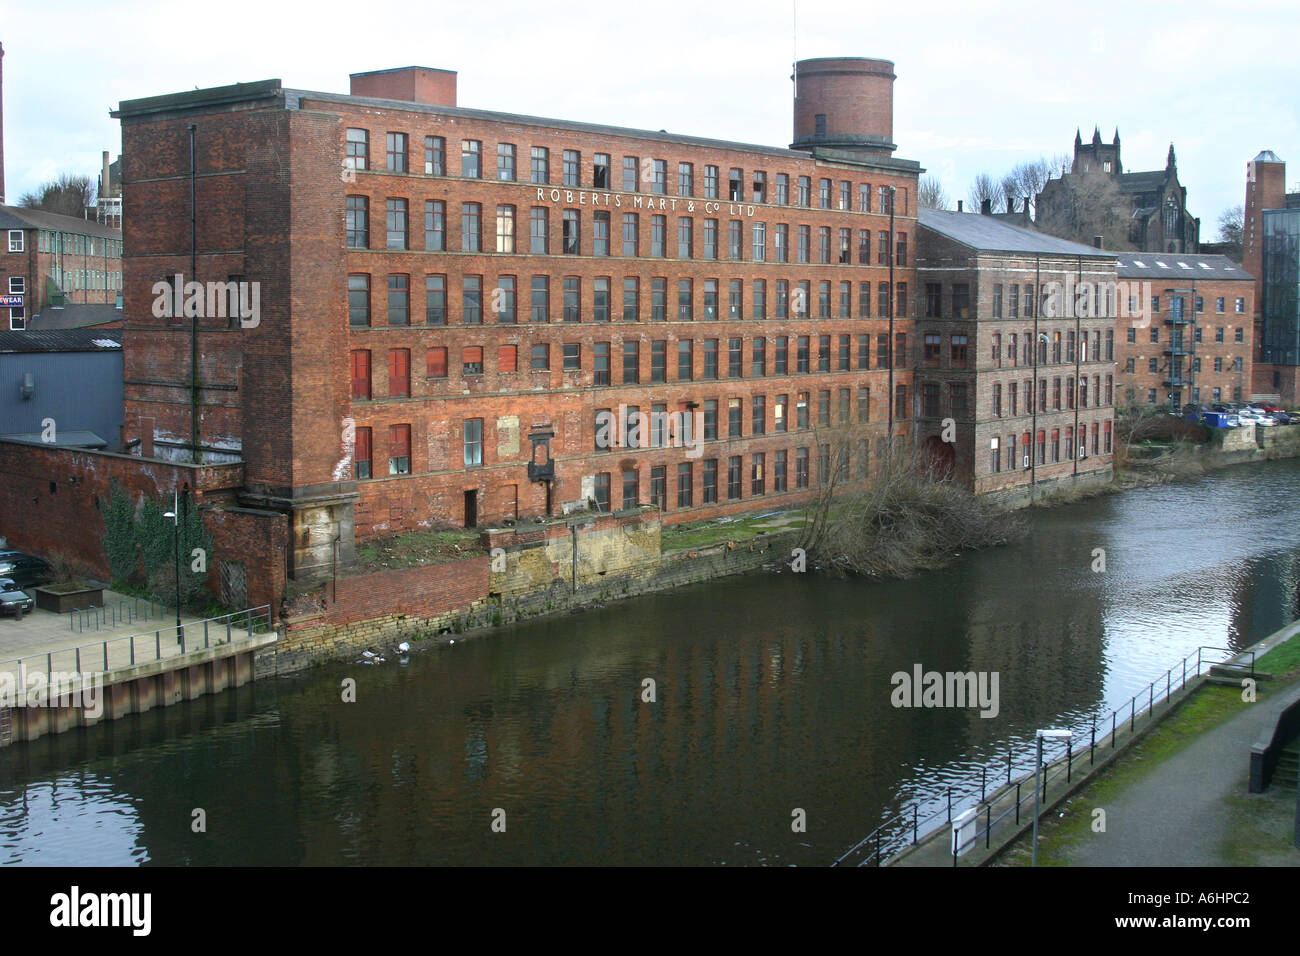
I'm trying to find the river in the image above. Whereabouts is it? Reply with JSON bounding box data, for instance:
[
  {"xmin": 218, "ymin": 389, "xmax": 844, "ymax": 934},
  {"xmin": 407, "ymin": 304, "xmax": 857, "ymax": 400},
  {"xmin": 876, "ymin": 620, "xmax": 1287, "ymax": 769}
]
[{"xmin": 3, "ymin": 459, "xmax": 1299, "ymax": 865}]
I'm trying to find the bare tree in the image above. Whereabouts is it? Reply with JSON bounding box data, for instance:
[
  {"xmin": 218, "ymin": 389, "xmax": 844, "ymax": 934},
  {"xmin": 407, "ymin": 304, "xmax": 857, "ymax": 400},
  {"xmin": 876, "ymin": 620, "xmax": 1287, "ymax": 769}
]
[
  {"xmin": 1035, "ymin": 166, "xmax": 1131, "ymax": 249},
  {"xmin": 918, "ymin": 175, "xmax": 950, "ymax": 210},
  {"xmin": 18, "ymin": 173, "xmax": 95, "ymax": 219},
  {"xmin": 969, "ymin": 173, "xmax": 1004, "ymax": 213},
  {"xmin": 1215, "ymin": 205, "xmax": 1243, "ymax": 262}
]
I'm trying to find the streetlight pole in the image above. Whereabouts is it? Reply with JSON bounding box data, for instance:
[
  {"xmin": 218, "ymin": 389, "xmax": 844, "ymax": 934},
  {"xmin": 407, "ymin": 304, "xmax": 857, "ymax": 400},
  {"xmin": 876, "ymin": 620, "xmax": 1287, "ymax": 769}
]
[
  {"xmin": 1033, "ymin": 728, "xmax": 1073, "ymax": 866},
  {"xmin": 163, "ymin": 491, "xmax": 183, "ymax": 648}
]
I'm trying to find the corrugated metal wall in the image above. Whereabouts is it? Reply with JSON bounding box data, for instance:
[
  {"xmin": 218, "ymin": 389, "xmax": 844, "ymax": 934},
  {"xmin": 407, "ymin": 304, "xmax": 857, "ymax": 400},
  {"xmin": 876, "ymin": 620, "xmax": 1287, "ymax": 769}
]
[{"xmin": 0, "ymin": 351, "xmax": 124, "ymax": 448}]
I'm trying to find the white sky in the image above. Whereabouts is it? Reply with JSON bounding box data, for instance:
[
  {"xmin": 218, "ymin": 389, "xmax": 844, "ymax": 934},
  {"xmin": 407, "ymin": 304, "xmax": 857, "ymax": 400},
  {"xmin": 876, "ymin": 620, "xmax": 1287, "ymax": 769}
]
[{"xmin": 2, "ymin": 0, "xmax": 1296, "ymax": 237}]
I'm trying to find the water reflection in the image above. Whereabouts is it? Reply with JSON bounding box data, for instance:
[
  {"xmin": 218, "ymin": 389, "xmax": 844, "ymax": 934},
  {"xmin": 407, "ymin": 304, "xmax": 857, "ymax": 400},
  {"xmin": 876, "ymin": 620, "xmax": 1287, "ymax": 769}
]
[{"xmin": 1, "ymin": 459, "xmax": 1299, "ymax": 865}]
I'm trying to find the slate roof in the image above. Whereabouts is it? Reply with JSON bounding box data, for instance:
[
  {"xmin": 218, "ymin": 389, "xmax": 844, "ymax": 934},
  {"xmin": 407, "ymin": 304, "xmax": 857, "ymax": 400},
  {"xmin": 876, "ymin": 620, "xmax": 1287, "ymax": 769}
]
[
  {"xmin": 29, "ymin": 303, "xmax": 123, "ymax": 330},
  {"xmin": 0, "ymin": 205, "xmax": 122, "ymax": 239},
  {"xmin": 918, "ymin": 208, "xmax": 1116, "ymax": 258},
  {"xmin": 0, "ymin": 430, "xmax": 108, "ymax": 449},
  {"xmin": 1117, "ymin": 170, "xmax": 1168, "ymax": 193},
  {"xmin": 1114, "ymin": 253, "xmax": 1252, "ymax": 281},
  {"xmin": 0, "ymin": 328, "xmax": 122, "ymax": 353}
]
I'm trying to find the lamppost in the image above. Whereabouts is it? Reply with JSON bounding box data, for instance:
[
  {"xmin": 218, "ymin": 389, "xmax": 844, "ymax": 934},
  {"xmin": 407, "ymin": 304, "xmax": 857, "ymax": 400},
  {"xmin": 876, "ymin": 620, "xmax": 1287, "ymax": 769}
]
[
  {"xmin": 1033, "ymin": 728, "xmax": 1073, "ymax": 866},
  {"xmin": 162, "ymin": 491, "xmax": 183, "ymax": 648}
]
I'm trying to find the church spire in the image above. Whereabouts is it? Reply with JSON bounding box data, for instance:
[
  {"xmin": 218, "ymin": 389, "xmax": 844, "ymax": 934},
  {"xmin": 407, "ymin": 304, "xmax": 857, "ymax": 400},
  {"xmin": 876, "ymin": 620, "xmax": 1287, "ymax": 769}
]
[
  {"xmin": 1092, "ymin": 125, "xmax": 1102, "ymax": 146},
  {"xmin": 1166, "ymin": 143, "xmax": 1176, "ymax": 169},
  {"xmin": 1075, "ymin": 128, "xmax": 1082, "ymax": 147},
  {"xmin": 1113, "ymin": 127, "xmax": 1120, "ymax": 145}
]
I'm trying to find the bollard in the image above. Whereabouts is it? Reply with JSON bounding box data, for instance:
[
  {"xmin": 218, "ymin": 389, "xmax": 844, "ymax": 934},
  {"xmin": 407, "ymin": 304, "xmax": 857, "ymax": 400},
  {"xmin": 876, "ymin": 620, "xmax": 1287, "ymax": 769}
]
[
  {"xmin": 1007, "ymin": 750, "xmax": 1012, "ymax": 786},
  {"xmin": 985, "ymin": 804, "xmax": 991, "ymax": 849},
  {"xmin": 912, "ymin": 805, "xmax": 918, "ymax": 844},
  {"xmin": 103, "ymin": 641, "xmax": 108, "ymax": 671},
  {"xmin": 1067, "ymin": 740, "xmax": 1073, "ymax": 783},
  {"xmin": 1090, "ymin": 716, "xmax": 1096, "ymax": 765},
  {"xmin": 1015, "ymin": 782, "xmax": 1021, "ymax": 824},
  {"xmin": 947, "ymin": 788, "xmax": 952, "ymax": 823},
  {"xmin": 1149, "ymin": 682, "xmax": 1154, "ymax": 716},
  {"xmin": 981, "ymin": 766, "xmax": 986, "ymax": 802},
  {"xmin": 155, "ymin": 630, "xmax": 160, "ymax": 660},
  {"xmin": 75, "ymin": 646, "xmax": 81, "ymax": 672},
  {"xmin": 1130, "ymin": 697, "xmax": 1135, "ymax": 732},
  {"xmin": 1112, "ymin": 711, "xmax": 1116, "ymax": 748}
]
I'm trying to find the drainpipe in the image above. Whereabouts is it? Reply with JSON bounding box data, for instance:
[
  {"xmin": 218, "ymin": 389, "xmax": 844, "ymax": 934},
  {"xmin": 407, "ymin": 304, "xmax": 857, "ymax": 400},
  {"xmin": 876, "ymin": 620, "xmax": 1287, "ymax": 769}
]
[
  {"xmin": 570, "ymin": 524, "xmax": 578, "ymax": 593},
  {"xmin": 1074, "ymin": 255, "xmax": 1082, "ymax": 476},
  {"xmin": 188, "ymin": 124, "xmax": 200, "ymax": 463},
  {"xmin": 1031, "ymin": 256, "xmax": 1041, "ymax": 499}
]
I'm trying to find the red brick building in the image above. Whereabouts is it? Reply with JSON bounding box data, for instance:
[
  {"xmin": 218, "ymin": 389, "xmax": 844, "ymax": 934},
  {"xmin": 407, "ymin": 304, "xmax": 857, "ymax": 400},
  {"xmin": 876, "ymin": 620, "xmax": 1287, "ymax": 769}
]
[
  {"xmin": 1113, "ymin": 253, "xmax": 1254, "ymax": 410},
  {"xmin": 111, "ymin": 58, "xmax": 922, "ymax": 580},
  {"xmin": 915, "ymin": 208, "xmax": 1117, "ymax": 500},
  {"xmin": 0, "ymin": 205, "xmax": 123, "ymax": 330}
]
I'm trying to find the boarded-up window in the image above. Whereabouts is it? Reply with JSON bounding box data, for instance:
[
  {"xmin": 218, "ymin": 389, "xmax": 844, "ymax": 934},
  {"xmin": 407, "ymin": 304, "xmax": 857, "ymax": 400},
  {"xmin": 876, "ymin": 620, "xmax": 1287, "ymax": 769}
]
[
  {"xmin": 462, "ymin": 346, "xmax": 484, "ymax": 374},
  {"xmin": 388, "ymin": 348, "xmax": 410, "ymax": 397},
  {"xmin": 350, "ymin": 349, "xmax": 371, "ymax": 399},
  {"xmin": 355, "ymin": 427, "xmax": 373, "ymax": 479},
  {"xmin": 427, "ymin": 347, "xmax": 448, "ymax": 378},
  {"xmin": 498, "ymin": 345, "xmax": 517, "ymax": 372}
]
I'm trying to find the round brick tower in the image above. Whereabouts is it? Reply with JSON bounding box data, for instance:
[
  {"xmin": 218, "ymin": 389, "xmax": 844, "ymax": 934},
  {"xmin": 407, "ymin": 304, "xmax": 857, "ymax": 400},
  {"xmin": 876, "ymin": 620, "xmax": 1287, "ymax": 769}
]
[{"xmin": 791, "ymin": 57, "xmax": 896, "ymax": 154}]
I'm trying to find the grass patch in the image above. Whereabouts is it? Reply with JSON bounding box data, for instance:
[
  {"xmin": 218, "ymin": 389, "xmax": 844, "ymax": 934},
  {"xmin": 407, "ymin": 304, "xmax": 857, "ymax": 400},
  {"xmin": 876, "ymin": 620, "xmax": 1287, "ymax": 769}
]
[
  {"xmin": 660, "ymin": 512, "xmax": 807, "ymax": 554},
  {"xmin": 354, "ymin": 529, "xmax": 484, "ymax": 571},
  {"xmin": 1255, "ymin": 632, "xmax": 1300, "ymax": 675}
]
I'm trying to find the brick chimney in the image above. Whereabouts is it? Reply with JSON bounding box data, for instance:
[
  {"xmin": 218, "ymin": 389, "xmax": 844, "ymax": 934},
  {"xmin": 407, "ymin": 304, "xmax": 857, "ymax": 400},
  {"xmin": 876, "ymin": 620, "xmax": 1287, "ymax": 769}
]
[
  {"xmin": 350, "ymin": 67, "xmax": 456, "ymax": 106},
  {"xmin": 980, "ymin": 198, "xmax": 992, "ymax": 215}
]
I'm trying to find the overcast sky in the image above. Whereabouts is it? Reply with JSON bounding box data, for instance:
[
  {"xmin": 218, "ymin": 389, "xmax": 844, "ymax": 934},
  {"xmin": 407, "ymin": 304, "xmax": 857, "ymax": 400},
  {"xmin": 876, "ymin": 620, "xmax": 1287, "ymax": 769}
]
[{"xmin": 2, "ymin": 0, "xmax": 1296, "ymax": 236}]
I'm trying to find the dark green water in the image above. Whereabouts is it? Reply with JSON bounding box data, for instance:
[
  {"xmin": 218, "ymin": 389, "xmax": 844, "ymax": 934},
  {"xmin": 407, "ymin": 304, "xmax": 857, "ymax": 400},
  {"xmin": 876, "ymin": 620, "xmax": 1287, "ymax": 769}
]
[{"xmin": 3, "ymin": 459, "xmax": 1300, "ymax": 865}]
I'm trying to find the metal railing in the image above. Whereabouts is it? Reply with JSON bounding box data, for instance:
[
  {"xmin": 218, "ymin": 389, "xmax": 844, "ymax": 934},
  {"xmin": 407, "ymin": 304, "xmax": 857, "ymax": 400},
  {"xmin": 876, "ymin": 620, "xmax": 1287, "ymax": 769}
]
[
  {"xmin": 68, "ymin": 595, "xmax": 164, "ymax": 633},
  {"xmin": 832, "ymin": 645, "xmax": 1253, "ymax": 867},
  {"xmin": 1, "ymin": 606, "xmax": 273, "ymax": 686}
]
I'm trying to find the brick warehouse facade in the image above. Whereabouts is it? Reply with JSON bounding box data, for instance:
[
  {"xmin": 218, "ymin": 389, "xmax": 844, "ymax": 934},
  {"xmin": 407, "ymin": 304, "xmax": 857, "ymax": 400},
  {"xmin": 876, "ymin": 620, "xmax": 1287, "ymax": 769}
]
[
  {"xmin": 110, "ymin": 58, "xmax": 922, "ymax": 581},
  {"xmin": 914, "ymin": 209, "xmax": 1116, "ymax": 500},
  {"xmin": 1113, "ymin": 253, "xmax": 1254, "ymax": 410}
]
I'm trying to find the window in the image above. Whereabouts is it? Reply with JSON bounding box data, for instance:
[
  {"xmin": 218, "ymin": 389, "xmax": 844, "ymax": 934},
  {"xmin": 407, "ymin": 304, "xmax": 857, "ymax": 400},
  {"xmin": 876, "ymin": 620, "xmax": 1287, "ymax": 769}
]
[
  {"xmin": 345, "ymin": 128, "xmax": 369, "ymax": 170},
  {"xmin": 895, "ymin": 384, "xmax": 908, "ymax": 419},
  {"xmin": 354, "ymin": 427, "xmax": 372, "ymax": 479},
  {"xmin": 427, "ymin": 347, "xmax": 448, "ymax": 379},
  {"xmin": 531, "ymin": 146, "xmax": 549, "ymax": 184},
  {"xmin": 754, "ymin": 279, "xmax": 767, "ymax": 319},
  {"xmin": 730, "ymin": 280, "xmax": 743, "ymax": 319},
  {"xmin": 818, "ymin": 335, "xmax": 831, "ymax": 372},
  {"xmin": 796, "ymin": 448, "xmax": 809, "ymax": 488},
  {"xmin": 817, "ymin": 389, "xmax": 831, "ymax": 426},
  {"xmin": 752, "ymin": 396, "xmax": 766, "ymax": 435},
  {"xmin": 530, "ymin": 276, "xmax": 549, "ymax": 323},
  {"xmin": 705, "ymin": 165, "xmax": 719, "ymax": 199},
  {"xmin": 797, "ymin": 176, "xmax": 811, "ymax": 206},
  {"xmin": 594, "ymin": 342, "xmax": 610, "ymax": 385},
  {"xmin": 498, "ymin": 144, "xmax": 518, "ymax": 182},
  {"xmin": 424, "ymin": 136, "xmax": 445, "ymax": 175},
  {"xmin": 594, "ymin": 473, "xmax": 611, "ymax": 512},
  {"xmin": 776, "ymin": 173, "xmax": 789, "ymax": 205},
  {"xmin": 753, "ymin": 171, "xmax": 767, "ymax": 203},
  {"xmin": 563, "ymin": 277, "xmax": 581, "ymax": 322},
  {"xmin": 702, "ymin": 460, "xmax": 718, "ymax": 503},
  {"xmin": 818, "ymin": 226, "xmax": 830, "ymax": 264},
  {"xmin": 676, "ymin": 339, "xmax": 694, "ymax": 381},
  {"xmin": 683, "ymin": 279, "xmax": 698, "ymax": 320},
  {"xmin": 797, "ymin": 336, "xmax": 810, "ymax": 373},
  {"xmin": 622, "ymin": 340, "xmax": 641, "ymax": 383},
  {"xmin": 425, "ymin": 275, "xmax": 446, "ymax": 325},
  {"xmin": 818, "ymin": 178, "xmax": 831, "ymax": 209},
  {"xmin": 529, "ymin": 207, "xmax": 548, "ymax": 254},
  {"xmin": 387, "ymin": 274, "xmax": 409, "ymax": 326},
  {"xmin": 622, "ymin": 213, "xmax": 639, "ymax": 257},
  {"xmin": 562, "ymin": 209, "xmax": 580, "ymax": 254},
  {"xmin": 923, "ymin": 333, "xmax": 941, "ymax": 367},
  {"xmin": 703, "ymin": 400, "xmax": 718, "ymax": 439},
  {"xmin": 652, "ymin": 160, "xmax": 668, "ymax": 195},
  {"xmin": 651, "ymin": 215, "xmax": 667, "ymax": 257},
  {"xmin": 729, "ymin": 398, "xmax": 743, "ymax": 437},
  {"xmin": 729, "ymin": 220, "xmax": 743, "ymax": 260},
  {"xmin": 386, "ymin": 199, "xmax": 408, "ymax": 250},
  {"xmin": 348, "ymin": 274, "xmax": 370, "ymax": 327},
  {"xmin": 1235, "ymin": 328, "xmax": 1244, "ymax": 343},
  {"xmin": 385, "ymin": 133, "xmax": 407, "ymax": 172},
  {"xmin": 730, "ymin": 168, "xmax": 744, "ymax": 202},
  {"xmin": 798, "ymin": 226, "xmax": 810, "ymax": 264},
  {"xmin": 752, "ymin": 222, "xmax": 766, "ymax": 262},
  {"xmin": 496, "ymin": 205, "xmax": 516, "ymax": 253},
  {"xmin": 346, "ymin": 196, "xmax": 369, "ymax": 248},
  {"xmin": 728, "ymin": 337, "xmax": 743, "ymax": 378},
  {"xmin": 652, "ymin": 278, "xmax": 667, "ymax": 321},
  {"xmin": 1235, "ymin": 298, "xmax": 1245, "ymax": 313},
  {"xmin": 678, "ymin": 162, "xmax": 694, "ymax": 196},
  {"xmin": 350, "ymin": 350, "xmax": 371, "ymax": 399},
  {"xmin": 623, "ymin": 156, "xmax": 639, "ymax": 192},
  {"xmin": 530, "ymin": 344, "xmax": 550, "ymax": 371},
  {"xmin": 459, "ymin": 202, "xmax": 480, "ymax": 252},
  {"xmin": 622, "ymin": 277, "xmax": 639, "ymax": 322},
  {"xmin": 622, "ymin": 469, "xmax": 640, "ymax": 510},
  {"xmin": 859, "ymin": 183, "xmax": 871, "ymax": 212},
  {"xmin": 670, "ymin": 463, "xmax": 691, "ymax": 509},
  {"xmin": 389, "ymin": 425, "xmax": 412, "ymax": 475},
  {"xmin": 563, "ymin": 149, "xmax": 580, "ymax": 186},
  {"xmin": 951, "ymin": 334, "xmax": 968, "ymax": 368},
  {"xmin": 425, "ymin": 200, "xmax": 446, "ymax": 251},
  {"xmin": 678, "ymin": 217, "xmax": 694, "ymax": 259},
  {"xmin": 728, "ymin": 456, "xmax": 743, "ymax": 500},
  {"xmin": 593, "ymin": 211, "xmax": 610, "ymax": 256},
  {"xmin": 461, "ymin": 140, "xmax": 481, "ymax": 178},
  {"xmin": 751, "ymin": 453, "xmax": 766, "ymax": 495},
  {"xmin": 651, "ymin": 340, "xmax": 667, "ymax": 382},
  {"xmin": 388, "ymin": 348, "xmax": 411, "ymax": 397},
  {"xmin": 463, "ymin": 419, "xmax": 483, "ymax": 468},
  {"xmin": 463, "ymin": 276, "xmax": 483, "ymax": 324}
]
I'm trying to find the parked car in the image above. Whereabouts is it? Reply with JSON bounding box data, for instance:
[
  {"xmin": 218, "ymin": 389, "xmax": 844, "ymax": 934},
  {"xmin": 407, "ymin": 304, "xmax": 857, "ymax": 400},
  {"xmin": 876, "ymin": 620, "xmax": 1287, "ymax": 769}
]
[
  {"xmin": 1251, "ymin": 402, "xmax": 1284, "ymax": 414},
  {"xmin": 1257, "ymin": 415, "xmax": 1280, "ymax": 426},
  {"xmin": 0, "ymin": 552, "xmax": 52, "ymax": 589},
  {"xmin": 0, "ymin": 584, "xmax": 34, "ymax": 618},
  {"xmin": 1270, "ymin": 410, "xmax": 1296, "ymax": 424}
]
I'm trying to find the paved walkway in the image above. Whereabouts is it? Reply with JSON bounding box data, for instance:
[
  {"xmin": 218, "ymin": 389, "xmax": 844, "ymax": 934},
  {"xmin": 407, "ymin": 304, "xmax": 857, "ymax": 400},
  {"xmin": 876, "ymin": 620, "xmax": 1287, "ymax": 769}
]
[
  {"xmin": 1025, "ymin": 681, "xmax": 1300, "ymax": 867},
  {"xmin": 0, "ymin": 590, "xmax": 256, "ymax": 683}
]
